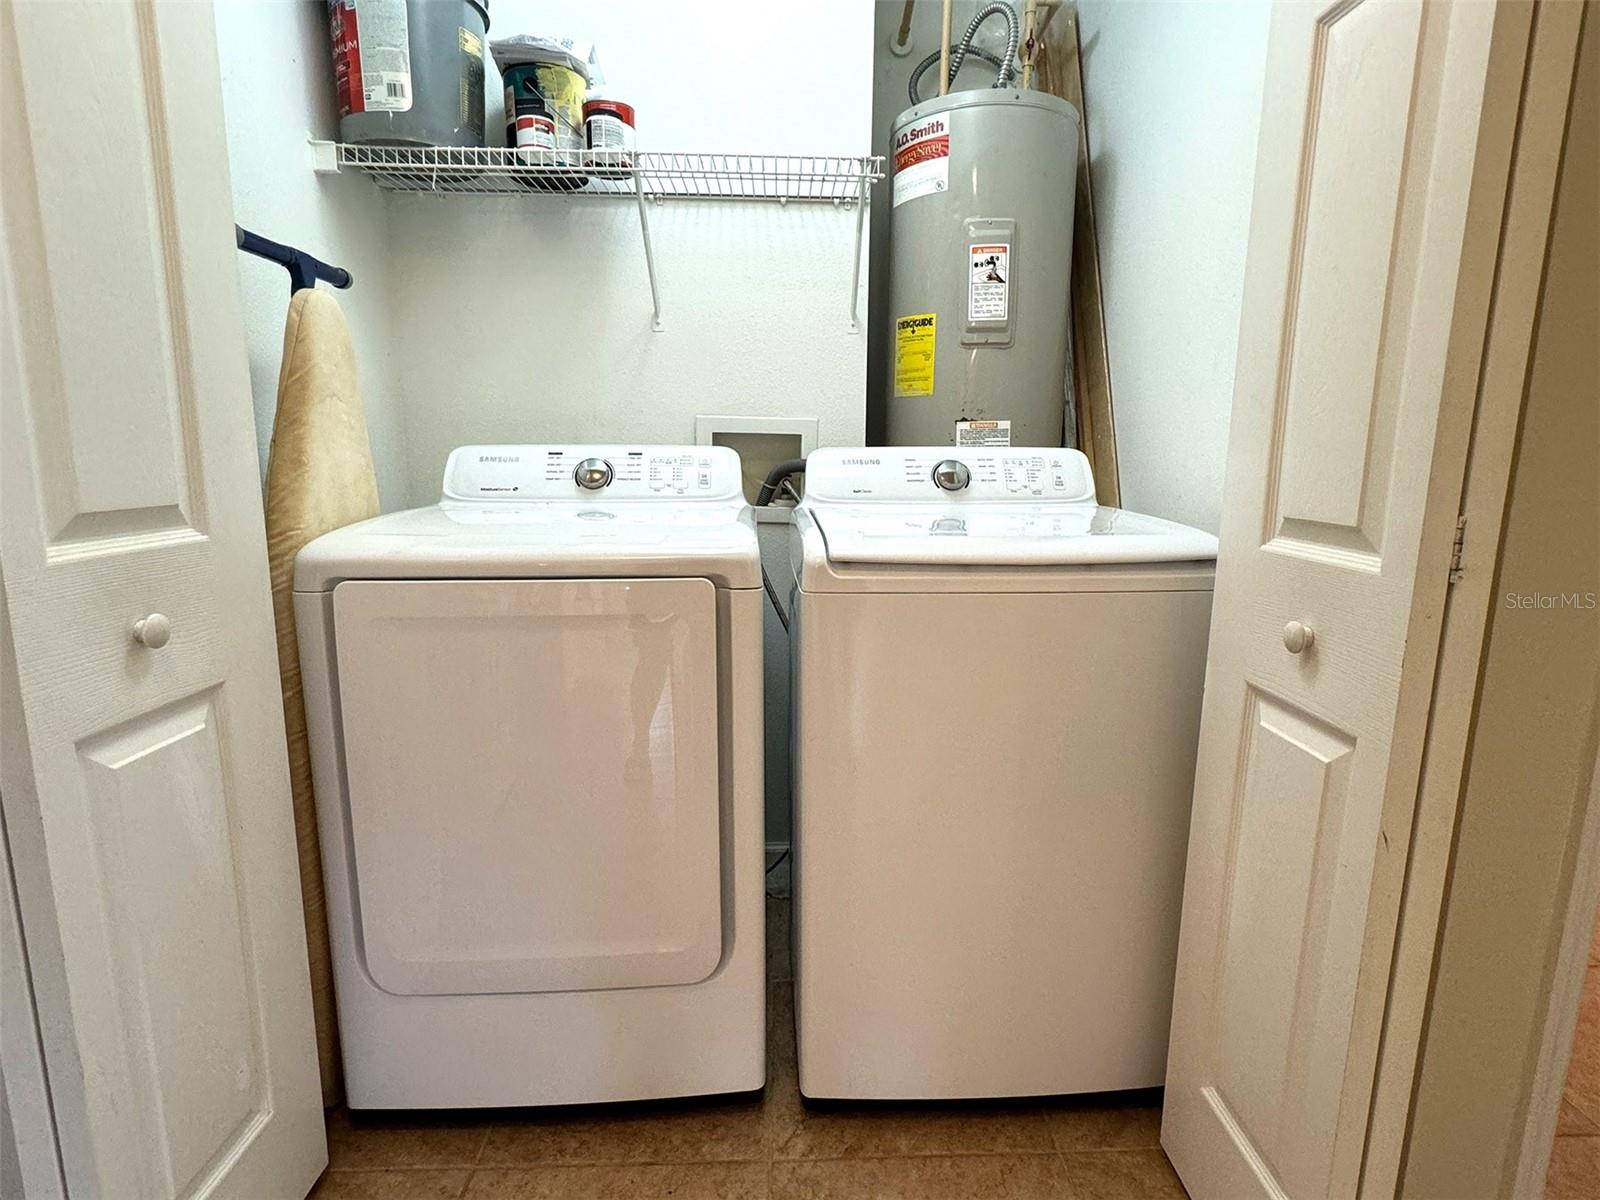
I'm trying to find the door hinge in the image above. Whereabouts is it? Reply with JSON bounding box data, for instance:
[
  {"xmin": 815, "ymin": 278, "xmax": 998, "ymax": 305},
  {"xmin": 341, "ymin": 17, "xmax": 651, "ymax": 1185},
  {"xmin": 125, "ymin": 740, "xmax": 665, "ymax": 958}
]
[{"xmin": 1449, "ymin": 514, "xmax": 1468, "ymax": 583}]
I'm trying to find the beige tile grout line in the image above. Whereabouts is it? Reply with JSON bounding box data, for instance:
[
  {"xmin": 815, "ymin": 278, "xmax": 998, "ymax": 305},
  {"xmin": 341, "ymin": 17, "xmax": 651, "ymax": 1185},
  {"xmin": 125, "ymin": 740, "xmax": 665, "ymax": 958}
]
[{"xmin": 313, "ymin": 1145, "xmax": 1169, "ymax": 1171}]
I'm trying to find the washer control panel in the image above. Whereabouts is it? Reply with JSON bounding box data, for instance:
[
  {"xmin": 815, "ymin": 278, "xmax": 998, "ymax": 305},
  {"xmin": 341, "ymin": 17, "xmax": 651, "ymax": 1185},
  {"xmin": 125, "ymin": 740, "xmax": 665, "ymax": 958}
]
[
  {"xmin": 802, "ymin": 447, "xmax": 1098, "ymax": 504},
  {"xmin": 442, "ymin": 445, "xmax": 745, "ymax": 502}
]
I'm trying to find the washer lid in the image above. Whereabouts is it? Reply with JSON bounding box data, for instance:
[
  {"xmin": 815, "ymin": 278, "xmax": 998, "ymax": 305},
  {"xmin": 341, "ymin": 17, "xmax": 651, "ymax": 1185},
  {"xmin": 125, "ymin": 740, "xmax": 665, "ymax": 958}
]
[
  {"xmin": 808, "ymin": 503, "xmax": 1219, "ymax": 566},
  {"xmin": 799, "ymin": 447, "xmax": 1218, "ymax": 567}
]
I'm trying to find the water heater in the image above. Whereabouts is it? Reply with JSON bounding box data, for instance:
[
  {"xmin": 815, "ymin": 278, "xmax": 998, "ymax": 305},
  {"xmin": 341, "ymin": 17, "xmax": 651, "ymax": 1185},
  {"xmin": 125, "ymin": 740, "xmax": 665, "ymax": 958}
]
[{"xmin": 885, "ymin": 89, "xmax": 1080, "ymax": 448}]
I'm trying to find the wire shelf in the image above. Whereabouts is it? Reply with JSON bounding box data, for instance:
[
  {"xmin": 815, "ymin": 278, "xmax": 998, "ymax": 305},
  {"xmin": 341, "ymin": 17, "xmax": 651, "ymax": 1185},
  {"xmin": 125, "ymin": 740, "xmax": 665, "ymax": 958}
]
[
  {"xmin": 316, "ymin": 143, "xmax": 884, "ymax": 201},
  {"xmin": 308, "ymin": 141, "xmax": 879, "ymax": 331}
]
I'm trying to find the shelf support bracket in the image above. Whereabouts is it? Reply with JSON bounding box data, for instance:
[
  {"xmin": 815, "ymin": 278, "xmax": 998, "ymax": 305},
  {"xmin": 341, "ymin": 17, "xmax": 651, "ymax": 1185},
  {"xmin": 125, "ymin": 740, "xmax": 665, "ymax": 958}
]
[
  {"xmin": 847, "ymin": 174, "xmax": 869, "ymax": 333},
  {"xmin": 634, "ymin": 173, "xmax": 664, "ymax": 332},
  {"xmin": 309, "ymin": 138, "xmax": 341, "ymax": 175}
]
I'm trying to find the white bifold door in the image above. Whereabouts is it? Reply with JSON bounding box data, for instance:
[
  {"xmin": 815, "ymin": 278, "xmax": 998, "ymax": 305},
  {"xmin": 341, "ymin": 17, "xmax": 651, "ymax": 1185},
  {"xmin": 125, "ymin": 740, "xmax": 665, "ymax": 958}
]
[
  {"xmin": 332, "ymin": 578, "xmax": 724, "ymax": 997},
  {"xmin": 0, "ymin": 1, "xmax": 325, "ymax": 1198},
  {"xmin": 1162, "ymin": 2, "xmax": 1529, "ymax": 1198}
]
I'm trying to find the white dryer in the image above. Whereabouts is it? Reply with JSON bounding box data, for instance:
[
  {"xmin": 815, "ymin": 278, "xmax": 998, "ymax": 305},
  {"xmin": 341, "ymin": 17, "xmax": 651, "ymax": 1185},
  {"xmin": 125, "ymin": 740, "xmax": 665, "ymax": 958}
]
[
  {"xmin": 788, "ymin": 447, "xmax": 1218, "ymax": 1100},
  {"xmin": 295, "ymin": 445, "xmax": 764, "ymax": 1108}
]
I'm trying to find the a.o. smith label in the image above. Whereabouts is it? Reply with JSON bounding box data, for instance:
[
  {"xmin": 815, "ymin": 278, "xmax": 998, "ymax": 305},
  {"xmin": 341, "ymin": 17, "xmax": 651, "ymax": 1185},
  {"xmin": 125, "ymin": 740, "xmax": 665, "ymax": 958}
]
[{"xmin": 892, "ymin": 117, "xmax": 950, "ymax": 207}]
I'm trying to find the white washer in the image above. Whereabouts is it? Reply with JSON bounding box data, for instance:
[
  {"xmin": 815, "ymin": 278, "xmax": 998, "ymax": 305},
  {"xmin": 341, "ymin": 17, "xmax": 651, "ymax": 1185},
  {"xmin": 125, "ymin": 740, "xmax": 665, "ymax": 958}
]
[
  {"xmin": 789, "ymin": 447, "xmax": 1219, "ymax": 1100},
  {"xmin": 295, "ymin": 445, "xmax": 764, "ymax": 1109}
]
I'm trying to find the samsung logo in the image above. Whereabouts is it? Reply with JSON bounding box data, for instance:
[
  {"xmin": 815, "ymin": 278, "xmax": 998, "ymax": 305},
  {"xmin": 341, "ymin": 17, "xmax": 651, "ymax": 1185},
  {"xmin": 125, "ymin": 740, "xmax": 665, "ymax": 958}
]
[
  {"xmin": 479, "ymin": 455, "xmax": 520, "ymax": 463},
  {"xmin": 841, "ymin": 457, "xmax": 881, "ymax": 465}
]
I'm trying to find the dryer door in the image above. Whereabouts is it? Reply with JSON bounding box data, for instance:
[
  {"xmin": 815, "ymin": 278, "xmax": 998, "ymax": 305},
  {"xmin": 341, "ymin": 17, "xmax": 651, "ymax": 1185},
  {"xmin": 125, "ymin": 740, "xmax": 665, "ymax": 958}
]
[{"xmin": 332, "ymin": 578, "xmax": 723, "ymax": 995}]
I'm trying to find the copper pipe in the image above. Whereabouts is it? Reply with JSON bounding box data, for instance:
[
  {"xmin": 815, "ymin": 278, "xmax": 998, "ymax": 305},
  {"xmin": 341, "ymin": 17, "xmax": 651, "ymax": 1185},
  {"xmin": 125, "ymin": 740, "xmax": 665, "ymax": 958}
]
[
  {"xmin": 938, "ymin": 0, "xmax": 953, "ymax": 95},
  {"xmin": 896, "ymin": 0, "xmax": 916, "ymax": 51},
  {"xmin": 1021, "ymin": 0, "xmax": 1039, "ymax": 89}
]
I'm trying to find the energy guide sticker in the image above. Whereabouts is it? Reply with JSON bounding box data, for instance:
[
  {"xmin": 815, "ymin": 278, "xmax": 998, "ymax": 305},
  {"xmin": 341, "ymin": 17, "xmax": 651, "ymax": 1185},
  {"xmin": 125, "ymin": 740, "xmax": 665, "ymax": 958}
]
[{"xmin": 894, "ymin": 314, "xmax": 937, "ymax": 397}]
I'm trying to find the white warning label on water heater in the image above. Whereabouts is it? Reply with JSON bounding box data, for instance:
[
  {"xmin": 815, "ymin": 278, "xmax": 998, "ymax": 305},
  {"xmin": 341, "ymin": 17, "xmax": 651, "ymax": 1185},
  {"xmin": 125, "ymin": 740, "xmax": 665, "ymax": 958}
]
[
  {"xmin": 956, "ymin": 419, "xmax": 1011, "ymax": 447},
  {"xmin": 892, "ymin": 117, "xmax": 950, "ymax": 207},
  {"xmin": 968, "ymin": 243, "xmax": 1010, "ymax": 320}
]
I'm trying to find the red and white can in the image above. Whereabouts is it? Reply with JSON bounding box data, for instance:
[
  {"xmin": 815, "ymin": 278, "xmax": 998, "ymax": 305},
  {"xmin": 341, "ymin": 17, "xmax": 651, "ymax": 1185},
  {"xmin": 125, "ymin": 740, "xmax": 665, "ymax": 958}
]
[
  {"xmin": 512, "ymin": 97, "xmax": 556, "ymax": 155},
  {"xmin": 583, "ymin": 100, "xmax": 636, "ymax": 175}
]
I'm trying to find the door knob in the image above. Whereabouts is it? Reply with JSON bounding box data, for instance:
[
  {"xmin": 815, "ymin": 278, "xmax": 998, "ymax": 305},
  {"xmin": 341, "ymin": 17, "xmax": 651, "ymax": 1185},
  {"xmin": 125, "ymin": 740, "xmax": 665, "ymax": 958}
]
[
  {"xmin": 1282, "ymin": 620, "xmax": 1315, "ymax": 654},
  {"xmin": 133, "ymin": 613, "xmax": 172, "ymax": 649}
]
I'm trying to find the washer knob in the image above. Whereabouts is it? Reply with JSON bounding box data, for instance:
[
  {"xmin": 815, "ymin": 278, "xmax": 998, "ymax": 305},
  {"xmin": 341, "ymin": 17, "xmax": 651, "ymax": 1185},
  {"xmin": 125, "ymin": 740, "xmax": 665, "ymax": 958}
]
[
  {"xmin": 932, "ymin": 460, "xmax": 971, "ymax": 492},
  {"xmin": 573, "ymin": 458, "xmax": 614, "ymax": 490}
]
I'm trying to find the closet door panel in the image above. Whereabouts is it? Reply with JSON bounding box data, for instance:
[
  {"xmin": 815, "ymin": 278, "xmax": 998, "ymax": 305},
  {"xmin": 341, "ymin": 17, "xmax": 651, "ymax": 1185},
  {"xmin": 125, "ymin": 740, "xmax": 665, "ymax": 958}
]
[{"xmin": 0, "ymin": 2, "xmax": 326, "ymax": 1197}]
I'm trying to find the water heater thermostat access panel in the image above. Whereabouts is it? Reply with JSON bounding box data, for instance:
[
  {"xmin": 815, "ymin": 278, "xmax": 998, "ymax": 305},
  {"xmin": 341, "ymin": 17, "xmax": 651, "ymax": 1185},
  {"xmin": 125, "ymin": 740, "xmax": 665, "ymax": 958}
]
[
  {"xmin": 442, "ymin": 445, "xmax": 745, "ymax": 502},
  {"xmin": 803, "ymin": 447, "xmax": 1098, "ymax": 504}
]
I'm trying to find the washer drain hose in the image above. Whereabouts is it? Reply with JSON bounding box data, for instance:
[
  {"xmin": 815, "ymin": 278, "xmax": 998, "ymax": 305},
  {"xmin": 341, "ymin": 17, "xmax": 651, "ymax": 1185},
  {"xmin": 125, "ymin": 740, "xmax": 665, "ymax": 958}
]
[{"xmin": 755, "ymin": 458, "xmax": 808, "ymax": 632}]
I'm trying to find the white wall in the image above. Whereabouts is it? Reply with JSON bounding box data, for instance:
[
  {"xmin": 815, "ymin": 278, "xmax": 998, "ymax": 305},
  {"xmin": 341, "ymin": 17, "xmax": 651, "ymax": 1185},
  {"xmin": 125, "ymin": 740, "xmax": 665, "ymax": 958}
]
[
  {"xmin": 387, "ymin": 195, "xmax": 867, "ymax": 506},
  {"xmin": 378, "ymin": 0, "xmax": 870, "ymax": 507},
  {"xmin": 213, "ymin": 0, "xmax": 407, "ymax": 507},
  {"xmin": 1076, "ymin": 0, "xmax": 1271, "ymax": 533}
]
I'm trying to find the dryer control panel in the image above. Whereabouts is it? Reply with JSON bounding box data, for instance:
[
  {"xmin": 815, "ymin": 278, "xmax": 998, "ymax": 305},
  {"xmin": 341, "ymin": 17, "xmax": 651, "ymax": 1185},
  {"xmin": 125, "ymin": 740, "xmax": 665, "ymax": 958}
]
[
  {"xmin": 802, "ymin": 447, "xmax": 1098, "ymax": 504},
  {"xmin": 442, "ymin": 445, "xmax": 746, "ymax": 503}
]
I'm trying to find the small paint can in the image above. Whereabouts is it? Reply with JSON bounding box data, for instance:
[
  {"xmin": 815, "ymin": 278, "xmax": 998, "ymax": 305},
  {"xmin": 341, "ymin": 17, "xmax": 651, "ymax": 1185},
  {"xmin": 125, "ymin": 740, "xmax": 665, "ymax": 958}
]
[
  {"xmin": 583, "ymin": 100, "xmax": 636, "ymax": 176},
  {"xmin": 511, "ymin": 95, "xmax": 556, "ymax": 155},
  {"xmin": 503, "ymin": 62, "xmax": 586, "ymax": 157},
  {"xmin": 503, "ymin": 61, "xmax": 586, "ymax": 189}
]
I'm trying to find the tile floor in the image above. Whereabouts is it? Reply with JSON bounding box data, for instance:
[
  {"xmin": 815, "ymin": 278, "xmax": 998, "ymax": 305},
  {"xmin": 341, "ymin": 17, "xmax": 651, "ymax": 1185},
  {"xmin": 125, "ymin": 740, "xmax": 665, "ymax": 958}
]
[
  {"xmin": 311, "ymin": 898, "xmax": 1187, "ymax": 1199},
  {"xmin": 1547, "ymin": 907, "xmax": 1600, "ymax": 1199}
]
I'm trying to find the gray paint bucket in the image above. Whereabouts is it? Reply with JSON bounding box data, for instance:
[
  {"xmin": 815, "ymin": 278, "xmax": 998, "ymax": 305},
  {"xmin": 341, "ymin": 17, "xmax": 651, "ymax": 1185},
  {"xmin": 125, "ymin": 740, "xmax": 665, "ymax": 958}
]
[{"xmin": 330, "ymin": 0, "xmax": 489, "ymax": 148}]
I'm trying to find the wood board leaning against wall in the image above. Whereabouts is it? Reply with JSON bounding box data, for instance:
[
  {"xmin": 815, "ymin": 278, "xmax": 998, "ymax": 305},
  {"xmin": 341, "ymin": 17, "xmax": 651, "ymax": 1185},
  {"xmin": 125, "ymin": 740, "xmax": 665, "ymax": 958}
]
[{"xmin": 1034, "ymin": 0, "xmax": 1121, "ymax": 505}]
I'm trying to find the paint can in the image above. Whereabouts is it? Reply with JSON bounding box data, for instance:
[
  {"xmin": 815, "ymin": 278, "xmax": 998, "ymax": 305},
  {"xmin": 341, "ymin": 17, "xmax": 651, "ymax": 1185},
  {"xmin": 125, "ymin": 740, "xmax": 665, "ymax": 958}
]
[
  {"xmin": 507, "ymin": 94, "xmax": 563, "ymax": 191},
  {"xmin": 512, "ymin": 95, "xmax": 556, "ymax": 154},
  {"xmin": 501, "ymin": 61, "xmax": 587, "ymax": 188},
  {"xmin": 329, "ymin": 0, "xmax": 489, "ymax": 147},
  {"xmin": 583, "ymin": 100, "xmax": 636, "ymax": 176}
]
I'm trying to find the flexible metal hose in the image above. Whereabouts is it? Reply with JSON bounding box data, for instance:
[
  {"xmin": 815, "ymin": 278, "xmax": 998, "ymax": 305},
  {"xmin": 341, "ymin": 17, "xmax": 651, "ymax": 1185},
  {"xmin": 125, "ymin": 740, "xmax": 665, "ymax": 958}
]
[
  {"xmin": 949, "ymin": 2, "xmax": 1019, "ymax": 88},
  {"xmin": 907, "ymin": 45, "xmax": 1010, "ymax": 108},
  {"xmin": 908, "ymin": 2, "xmax": 1020, "ymax": 105}
]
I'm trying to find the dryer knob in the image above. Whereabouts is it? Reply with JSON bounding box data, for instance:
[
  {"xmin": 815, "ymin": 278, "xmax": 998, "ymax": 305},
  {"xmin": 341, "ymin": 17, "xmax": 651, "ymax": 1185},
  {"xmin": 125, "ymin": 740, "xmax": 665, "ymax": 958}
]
[
  {"xmin": 574, "ymin": 458, "xmax": 614, "ymax": 490},
  {"xmin": 932, "ymin": 460, "xmax": 971, "ymax": 491}
]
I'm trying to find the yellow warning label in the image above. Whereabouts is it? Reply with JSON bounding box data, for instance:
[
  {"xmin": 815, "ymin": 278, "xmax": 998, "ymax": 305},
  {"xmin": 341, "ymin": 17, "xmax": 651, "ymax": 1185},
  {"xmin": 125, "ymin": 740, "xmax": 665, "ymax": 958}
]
[{"xmin": 894, "ymin": 313, "xmax": 936, "ymax": 397}]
